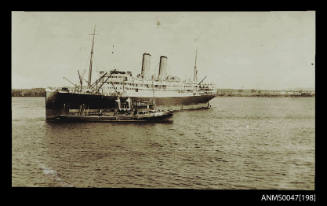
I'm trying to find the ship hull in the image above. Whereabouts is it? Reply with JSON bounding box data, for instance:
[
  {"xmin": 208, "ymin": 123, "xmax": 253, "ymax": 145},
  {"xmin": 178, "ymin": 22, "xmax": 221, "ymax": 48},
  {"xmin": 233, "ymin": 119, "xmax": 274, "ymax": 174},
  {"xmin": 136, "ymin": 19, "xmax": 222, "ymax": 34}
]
[
  {"xmin": 52, "ymin": 112, "xmax": 173, "ymax": 122},
  {"xmin": 46, "ymin": 91, "xmax": 216, "ymax": 120}
]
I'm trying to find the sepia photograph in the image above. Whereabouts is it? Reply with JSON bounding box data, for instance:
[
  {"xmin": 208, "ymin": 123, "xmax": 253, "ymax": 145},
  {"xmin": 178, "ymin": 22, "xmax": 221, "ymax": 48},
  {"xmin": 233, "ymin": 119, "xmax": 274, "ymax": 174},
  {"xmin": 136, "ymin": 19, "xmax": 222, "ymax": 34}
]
[{"xmin": 12, "ymin": 11, "xmax": 315, "ymax": 191}]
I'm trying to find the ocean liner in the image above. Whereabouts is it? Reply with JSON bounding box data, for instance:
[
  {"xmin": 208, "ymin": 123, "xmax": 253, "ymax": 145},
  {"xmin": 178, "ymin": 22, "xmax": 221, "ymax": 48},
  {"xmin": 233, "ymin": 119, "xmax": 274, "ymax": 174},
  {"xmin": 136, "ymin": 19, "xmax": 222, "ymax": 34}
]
[{"xmin": 45, "ymin": 27, "xmax": 216, "ymax": 120}]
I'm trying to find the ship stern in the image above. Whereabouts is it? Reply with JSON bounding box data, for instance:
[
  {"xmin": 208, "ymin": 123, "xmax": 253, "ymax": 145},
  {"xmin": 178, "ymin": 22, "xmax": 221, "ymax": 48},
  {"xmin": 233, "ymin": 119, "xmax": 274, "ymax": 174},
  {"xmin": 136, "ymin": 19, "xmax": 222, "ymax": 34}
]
[{"xmin": 45, "ymin": 89, "xmax": 64, "ymax": 121}]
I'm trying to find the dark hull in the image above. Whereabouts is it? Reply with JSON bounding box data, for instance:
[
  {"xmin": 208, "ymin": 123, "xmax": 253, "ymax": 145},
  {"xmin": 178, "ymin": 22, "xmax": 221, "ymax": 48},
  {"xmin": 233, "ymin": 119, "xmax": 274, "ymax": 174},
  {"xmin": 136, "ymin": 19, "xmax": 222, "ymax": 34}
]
[
  {"xmin": 46, "ymin": 91, "xmax": 216, "ymax": 120},
  {"xmin": 52, "ymin": 112, "xmax": 173, "ymax": 123}
]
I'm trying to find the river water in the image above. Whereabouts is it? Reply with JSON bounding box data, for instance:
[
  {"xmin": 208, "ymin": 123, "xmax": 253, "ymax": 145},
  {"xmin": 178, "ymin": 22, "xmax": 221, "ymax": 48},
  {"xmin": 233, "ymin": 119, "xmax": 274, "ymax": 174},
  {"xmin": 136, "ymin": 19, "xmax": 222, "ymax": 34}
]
[{"xmin": 12, "ymin": 97, "xmax": 315, "ymax": 189}]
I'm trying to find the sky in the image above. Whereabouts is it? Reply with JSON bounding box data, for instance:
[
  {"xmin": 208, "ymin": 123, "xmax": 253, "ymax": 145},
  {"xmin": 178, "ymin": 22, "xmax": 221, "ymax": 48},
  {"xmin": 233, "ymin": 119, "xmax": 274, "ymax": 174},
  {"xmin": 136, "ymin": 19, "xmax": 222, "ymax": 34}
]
[{"xmin": 12, "ymin": 11, "xmax": 315, "ymax": 90}]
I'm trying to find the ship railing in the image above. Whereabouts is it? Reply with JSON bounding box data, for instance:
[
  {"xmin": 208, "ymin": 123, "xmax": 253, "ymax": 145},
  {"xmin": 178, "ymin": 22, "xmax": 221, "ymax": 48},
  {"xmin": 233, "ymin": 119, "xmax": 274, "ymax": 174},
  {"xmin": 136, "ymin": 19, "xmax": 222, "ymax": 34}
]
[{"xmin": 198, "ymin": 91, "xmax": 216, "ymax": 95}]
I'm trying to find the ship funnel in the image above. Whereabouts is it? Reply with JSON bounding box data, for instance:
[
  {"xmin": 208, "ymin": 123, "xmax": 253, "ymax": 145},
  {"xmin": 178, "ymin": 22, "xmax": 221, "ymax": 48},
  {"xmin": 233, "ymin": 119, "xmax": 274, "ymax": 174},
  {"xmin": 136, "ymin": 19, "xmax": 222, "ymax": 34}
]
[
  {"xmin": 158, "ymin": 56, "xmax": 168, "ymax": 80},
  {"xmin": 141, "ymin": 53, "xmax": 151, "ymax": 79}
]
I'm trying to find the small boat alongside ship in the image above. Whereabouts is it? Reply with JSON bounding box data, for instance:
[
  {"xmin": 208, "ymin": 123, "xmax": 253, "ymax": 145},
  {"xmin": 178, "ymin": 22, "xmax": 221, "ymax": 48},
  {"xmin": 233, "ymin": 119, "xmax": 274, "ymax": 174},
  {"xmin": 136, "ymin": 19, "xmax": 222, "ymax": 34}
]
[{"xmin": 51, "ymin": 97, "xmax": 173, "ymax": 122}]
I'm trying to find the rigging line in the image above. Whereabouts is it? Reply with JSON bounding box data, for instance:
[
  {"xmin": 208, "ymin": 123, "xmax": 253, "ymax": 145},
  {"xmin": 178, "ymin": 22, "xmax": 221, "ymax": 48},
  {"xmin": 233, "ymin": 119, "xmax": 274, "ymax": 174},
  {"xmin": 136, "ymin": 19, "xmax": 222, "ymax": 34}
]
[{"xmin": 63, "ymin": 77, "xmax": 78, "ymax": 87}]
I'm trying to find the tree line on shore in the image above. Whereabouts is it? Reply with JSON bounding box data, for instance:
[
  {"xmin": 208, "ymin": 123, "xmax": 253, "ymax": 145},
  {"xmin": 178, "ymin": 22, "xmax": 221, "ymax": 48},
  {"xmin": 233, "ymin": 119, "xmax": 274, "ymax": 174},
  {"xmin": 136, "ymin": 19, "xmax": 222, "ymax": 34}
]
[
  {"xmin": 216, "ymin": 88, "xmax": 315, "ymax": 97},
  {"xmin": 12, "ymin": 88, "xmax": 46, "ymax": 97}
]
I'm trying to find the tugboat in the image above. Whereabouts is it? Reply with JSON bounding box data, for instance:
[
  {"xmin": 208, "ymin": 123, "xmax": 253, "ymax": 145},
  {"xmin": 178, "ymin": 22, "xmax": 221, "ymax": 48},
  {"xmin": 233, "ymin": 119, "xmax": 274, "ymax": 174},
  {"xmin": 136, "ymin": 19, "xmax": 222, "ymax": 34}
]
[{"xmin": 52, "ymin": 97, "xmax": 173, "ymax": 122}]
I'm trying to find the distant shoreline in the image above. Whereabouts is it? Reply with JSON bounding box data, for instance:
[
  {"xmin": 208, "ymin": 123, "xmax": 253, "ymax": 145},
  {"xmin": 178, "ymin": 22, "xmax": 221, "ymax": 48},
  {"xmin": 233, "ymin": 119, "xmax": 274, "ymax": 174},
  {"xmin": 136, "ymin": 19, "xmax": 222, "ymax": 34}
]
[
  {"xmin": 12, "ymin": 88, "xmax": 45, "ymax": 97},
  {"xmin": 11, "ymin": 88, "xmax": 315, "ymax": 97},
  {"xmin": 216, "ymin": 88, "xmax": 315, "ymax": 97}
]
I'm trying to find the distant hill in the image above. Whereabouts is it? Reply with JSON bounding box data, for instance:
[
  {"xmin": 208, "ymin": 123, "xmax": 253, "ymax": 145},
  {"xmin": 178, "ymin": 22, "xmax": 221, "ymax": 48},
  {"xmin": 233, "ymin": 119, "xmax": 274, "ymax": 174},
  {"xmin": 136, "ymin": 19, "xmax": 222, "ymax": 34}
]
[{"xmin": 12, "ymin": 88, "xmax": 46, "ymax": 97}]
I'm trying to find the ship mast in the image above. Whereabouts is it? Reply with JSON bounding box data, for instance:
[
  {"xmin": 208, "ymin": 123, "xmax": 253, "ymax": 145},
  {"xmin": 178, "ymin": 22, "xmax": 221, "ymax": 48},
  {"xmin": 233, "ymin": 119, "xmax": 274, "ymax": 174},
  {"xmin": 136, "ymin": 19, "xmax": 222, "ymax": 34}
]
[
  {"xmin": 193, "ymin": 48, "xmax": 198, "ymax": 82},
  {"xmin": 88, "ymin": 25, "xmax": 96, "ymax": 88}
]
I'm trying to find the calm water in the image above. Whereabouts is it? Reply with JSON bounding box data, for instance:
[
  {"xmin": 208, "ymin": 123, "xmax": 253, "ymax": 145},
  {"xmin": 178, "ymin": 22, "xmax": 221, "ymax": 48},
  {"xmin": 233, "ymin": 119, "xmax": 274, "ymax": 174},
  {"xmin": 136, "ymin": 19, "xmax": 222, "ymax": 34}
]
[{"xmin": 12, "ymin": 97, "xmax": 315, "ymax": 189}]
